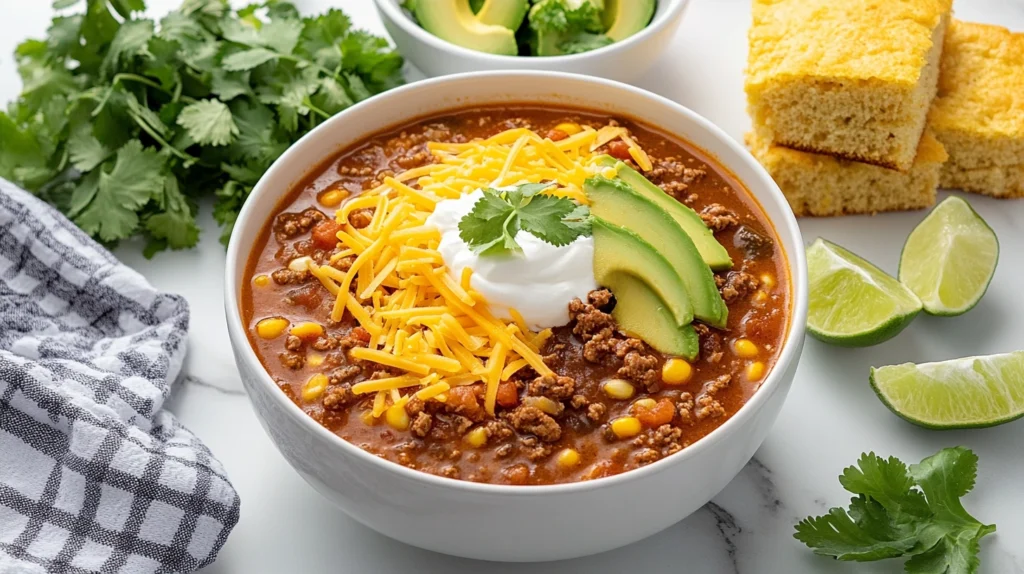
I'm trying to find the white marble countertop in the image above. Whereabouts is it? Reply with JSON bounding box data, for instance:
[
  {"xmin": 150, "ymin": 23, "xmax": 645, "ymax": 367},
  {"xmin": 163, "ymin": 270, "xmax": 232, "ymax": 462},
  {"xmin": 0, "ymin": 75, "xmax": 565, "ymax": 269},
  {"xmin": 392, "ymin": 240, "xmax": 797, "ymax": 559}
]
[{"xmin": 3, "ymin": 1, "xmax": 1024, "ymax": 572}]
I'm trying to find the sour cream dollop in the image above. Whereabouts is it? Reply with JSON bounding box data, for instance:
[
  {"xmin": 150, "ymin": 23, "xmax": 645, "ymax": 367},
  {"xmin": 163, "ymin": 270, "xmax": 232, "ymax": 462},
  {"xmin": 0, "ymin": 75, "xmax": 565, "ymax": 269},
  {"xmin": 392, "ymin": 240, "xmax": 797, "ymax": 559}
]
[{"xmin": 425, "ymin": 190, "xmax": 598, "ymax": 330}]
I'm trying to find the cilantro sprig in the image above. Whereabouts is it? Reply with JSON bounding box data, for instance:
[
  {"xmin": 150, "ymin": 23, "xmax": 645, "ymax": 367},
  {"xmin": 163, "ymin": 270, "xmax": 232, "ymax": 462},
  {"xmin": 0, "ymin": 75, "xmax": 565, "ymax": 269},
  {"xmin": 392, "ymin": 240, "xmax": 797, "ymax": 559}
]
[
  {"xmin": 458, "ymin": 182, "xmax": 591, "ymax": 256},
  {"xmin": 796, "ymin": 447, "xmax": 995, "ymax": 573},
  {"xmin": 0, "ymin": 0, "xmax": 403, "ymax": 256}
]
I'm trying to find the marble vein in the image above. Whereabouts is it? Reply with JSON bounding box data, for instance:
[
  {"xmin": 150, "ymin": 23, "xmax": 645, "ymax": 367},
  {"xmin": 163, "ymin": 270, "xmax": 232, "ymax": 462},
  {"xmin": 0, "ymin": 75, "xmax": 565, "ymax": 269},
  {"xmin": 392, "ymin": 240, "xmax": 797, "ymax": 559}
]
[
  {"xmin": 180, "ymin": 374, "xmax": 247, "ymax": 397},
  {"xmin": 704, "ymin": 502, "xmax": 743, "ymax": 574}
]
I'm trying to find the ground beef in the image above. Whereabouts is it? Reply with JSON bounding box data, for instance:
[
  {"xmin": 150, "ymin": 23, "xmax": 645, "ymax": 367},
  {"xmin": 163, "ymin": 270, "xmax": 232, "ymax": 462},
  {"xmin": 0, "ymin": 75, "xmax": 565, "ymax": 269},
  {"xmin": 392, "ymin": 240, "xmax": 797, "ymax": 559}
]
[
  {"xmin": 494, "ymin": 443, "xmax": 514, "ymax": 458},
  {"xmin": 284, "ymin": 283, "xmax": 323, "ymax": 310},
  {"xmin": 451, "ymin": 415, "xmax": 474, "ymax": 435},
  {"xmin": 718, "ymin": 271, "xmax": 760, "ymax": 304},
  {"xmin": 636, "ymin": 424, "xmax": 685, "ymax": 457},
  {"xmin": 323, "ymin": 384, "xmax": 354, "ymax": 410},
  {"xmin": 312, "ymin": 335, "xmax": 339, "ymax": 351},
  {"xmin": 274, "ymin": 208, "xmax": 326, "ymax": 241},
  {"xmin": 677, "ymin": 392, "xmax": 695, "ymax": 425},
  {"xmin": 529, "ymin": 374, "xmax": 576, "ymax": 400},
  {"xmin": 279, "ymin": 352, "xmax": 304, "ymax": 370},
  {"xmin": 570, "ymin": 394, "xmax": 589, "ymax": 409},
  {"xmin": 569, "ymin": 294, "xmax": 616, "ymax": 343},
  {"xmin": 700, "ymin": 204, "xmax": 740, "ymax": 233},
  {"xmin": 441, "ymin": 466, "xmax": 460, "ymax": 479},
  {"xmin": 703, "ymin": 374, "xmax": 732, "ymax": 397},
  {"xmin": 525, "ymin": 444, "xmax": 554, "ymax": 461},
  {"xmin": 331, "ymin": 255, "xmax": 356, "ymax": 272},
  {"xmin": 348, "ymin": 208, "xmax": 374, "ymax": 228},
  {"xmin": 587, "ymin": 289, "xmax": 614, "ymax": 309},
  {"xmin": 508, "ymin": 406, "xmax": 561, "ymax": 442},
  {"xmin": 339, "ymin": 327, "xmax": 371, "ymax": 349},
  {"xmin": 405, "ymin": 398, "xmax": 425, "ymax": 417},
  {"xmin": 587, "ymin": 403, "xmax": 606, "ymax": 422},
  {"xmin": 271, "ymin": 268, "xmax": 309, "ymax": 285},
  {"xmin": 695, "ymin": 395, "xmax": 726, "ymax": 420},
  {"xmin": 284, "ymin": 335, "xmax": 303, "ymax": 352},
  {"xmin": 411, "ymin": 412, "xmax": 432, "ymax": 438},
  {"xmin": 328, "ymin": 365, "xmax": 361, "ymax": 385},
  {"xmin": 485, "ymin": 420, "xmax": 515, "ymax": 441},
  {"xmin": 694, "ymin": 323, "xmax": 725, "ymax": 364},
  {"xmin": 635, "ymin": 448, "xmax": 660, "ymax": 465},
  {"xmin": 617, "ymin": 349, "xmax": 660, "ymax": 392}
]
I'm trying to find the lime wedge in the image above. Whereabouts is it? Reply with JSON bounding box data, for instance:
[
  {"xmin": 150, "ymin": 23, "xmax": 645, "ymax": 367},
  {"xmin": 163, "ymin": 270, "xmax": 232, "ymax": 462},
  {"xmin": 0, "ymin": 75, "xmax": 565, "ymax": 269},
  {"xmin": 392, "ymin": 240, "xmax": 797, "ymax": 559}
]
[
  {"xmin": 871, "ymin": 351, "xmax": 1024, "ymax": 429},
  {"xmin": 806, "ymin": 238, "xmax": 922, "ymax": 347},
  {"xmin": 899, "ymin": 196, "xmax": 998, "ymax": 316}
]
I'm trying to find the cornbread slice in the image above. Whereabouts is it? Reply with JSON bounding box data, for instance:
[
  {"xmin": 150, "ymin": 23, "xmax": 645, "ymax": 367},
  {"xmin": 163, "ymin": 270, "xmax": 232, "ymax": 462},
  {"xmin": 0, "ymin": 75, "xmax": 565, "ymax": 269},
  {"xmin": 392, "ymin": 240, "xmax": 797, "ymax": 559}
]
[
  {"xmin": 746, "ymin": 0, "xmax": 952, "ymax": 171},
  {"xmin": 746, "ymin": 132, "xmax": 947, "ymax": 217},
  {"xmin": 929, "ymin": 21, "xmax": 1024, "ymax": 198}
]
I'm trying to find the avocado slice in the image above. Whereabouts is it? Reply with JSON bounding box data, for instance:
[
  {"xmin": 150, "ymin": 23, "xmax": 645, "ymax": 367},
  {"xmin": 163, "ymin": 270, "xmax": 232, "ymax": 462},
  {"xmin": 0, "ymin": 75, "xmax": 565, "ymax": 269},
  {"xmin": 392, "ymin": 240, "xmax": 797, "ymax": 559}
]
[
  {"xmin": 602, "ymin": 0, "xmax": 655, "ymax": 42},
  {"xmin": 415, "ymin": 0, "xmax": 518, "ymax": 55},
  {"xmin": 476, "ymin": 0, "xmax": 529, "ymax": 30},
  {"xmin": 598, "ymin": 156, "xmax": 733, "ymax": 271},
  {"xmin": 587, "ymin": 177, "xmax": 728, "ymax": 327},
  {"xmin": 604, "ymin": 271, "xmax": 699, "ymax": 359},
  {"xmin": 592, "ymin": 218, "xmax": 694, "ymax": 327}
]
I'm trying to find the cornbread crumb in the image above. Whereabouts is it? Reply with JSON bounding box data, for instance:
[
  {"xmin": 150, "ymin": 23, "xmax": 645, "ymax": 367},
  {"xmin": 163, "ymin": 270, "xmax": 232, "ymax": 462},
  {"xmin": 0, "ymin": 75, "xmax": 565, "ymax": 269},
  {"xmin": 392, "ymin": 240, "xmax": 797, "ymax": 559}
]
[
  {"xmin": 746, "ymin": 0, "xmax": 952, "ymax": 171},
  {"xmin": 929, "ymin": 21, "xmax": 1024, "ymax": 198},
  {"xmin": 746, "ymin": 132, "xmax": 947, "ymax": 216}
]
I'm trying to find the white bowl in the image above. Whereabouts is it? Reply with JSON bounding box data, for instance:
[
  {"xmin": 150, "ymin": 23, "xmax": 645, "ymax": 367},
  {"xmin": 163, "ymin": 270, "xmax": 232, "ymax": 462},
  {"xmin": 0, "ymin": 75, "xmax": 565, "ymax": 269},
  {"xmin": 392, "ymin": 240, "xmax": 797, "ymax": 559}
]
[
  {"xmin": 372, "ymin": 0, "xmax": 690, "ymax": 83},
  {"xmin": 224, "ymin": 71, "xmax": 808, "ymax": 562}
]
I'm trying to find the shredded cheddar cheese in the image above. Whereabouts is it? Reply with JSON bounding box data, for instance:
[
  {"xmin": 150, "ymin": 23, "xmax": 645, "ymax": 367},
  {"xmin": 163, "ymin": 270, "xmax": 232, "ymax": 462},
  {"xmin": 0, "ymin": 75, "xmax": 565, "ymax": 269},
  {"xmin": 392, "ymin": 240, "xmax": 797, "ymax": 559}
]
[{"xmin": 297, "ymin": 124, "xmax": 651, "ymax": 420}]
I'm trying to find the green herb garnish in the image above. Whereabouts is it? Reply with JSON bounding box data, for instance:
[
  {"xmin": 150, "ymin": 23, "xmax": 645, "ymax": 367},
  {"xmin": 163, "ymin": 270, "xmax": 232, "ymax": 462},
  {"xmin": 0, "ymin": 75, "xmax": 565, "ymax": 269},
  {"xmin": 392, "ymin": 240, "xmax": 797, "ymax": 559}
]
[
  {"xmin": 0, "ymin": 0, "xmax": 403, "ymax": 255},
  {"xmin": 458, "ymin": 182, "xmax": 591, "ymax": 256},
  {"xmin": 795, "ymin": 447, "xmax": 995, "ymax": 573},
  {"xmin": 528, "ymin": 0, "xmax": 611, "ymax": 54}
]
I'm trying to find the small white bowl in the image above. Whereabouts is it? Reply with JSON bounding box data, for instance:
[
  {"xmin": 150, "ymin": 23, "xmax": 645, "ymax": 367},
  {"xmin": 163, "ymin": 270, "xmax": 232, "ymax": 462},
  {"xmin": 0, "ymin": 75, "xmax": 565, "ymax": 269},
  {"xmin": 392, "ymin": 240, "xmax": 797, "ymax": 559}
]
[
  {"xmin": 225, "ymin": 71, "xmax": 808, "ymax": 562},
  {"xmin": 373, "ymin": 0, "xmax": 690, "ymax": 83}
]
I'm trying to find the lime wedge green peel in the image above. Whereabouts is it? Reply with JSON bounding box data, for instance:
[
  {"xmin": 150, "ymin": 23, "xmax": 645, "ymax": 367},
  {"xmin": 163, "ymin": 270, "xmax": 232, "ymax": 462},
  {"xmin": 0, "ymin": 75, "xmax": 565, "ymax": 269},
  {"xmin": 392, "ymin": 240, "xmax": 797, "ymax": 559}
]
[
  {"xmin": 899, "ymin": 196, "xmax": 998, "ymax": 316},
  {"xmin": 806, "ymin": 238, "xmax": 922, "ymax": 347},
  {"xmin": 871, "ymin": 351, "xmax": 1024, "ymax": 429}
]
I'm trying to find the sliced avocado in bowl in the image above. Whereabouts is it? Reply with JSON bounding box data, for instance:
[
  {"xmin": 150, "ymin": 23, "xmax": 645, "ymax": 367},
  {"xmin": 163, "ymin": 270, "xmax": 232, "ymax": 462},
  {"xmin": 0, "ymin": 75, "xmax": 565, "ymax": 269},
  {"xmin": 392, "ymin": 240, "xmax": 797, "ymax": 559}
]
[
  {"xmin": 476, "ymin": 0, "xmax": 529, "ymax": 30},
  {"xmin": 415, "ymin": 0, "xmax": 519, "ymax": 55},
  {"xmin": 602, "ymin": 0, "xmax": 656, "ymax": 42},
  {"xmin": 597, "ymin": 155, "xmax": 733, "ymax": 271},
  {"xmin": 604, "ymin": 271, "xmax": 699, "ymax": 359},
  {"xmin": 592, "ymin": 217, "xmax": 694, "ymax": 327},
  {"xmin": 587, "ymin": 176, "xmax": 728, "ymax": 328}
]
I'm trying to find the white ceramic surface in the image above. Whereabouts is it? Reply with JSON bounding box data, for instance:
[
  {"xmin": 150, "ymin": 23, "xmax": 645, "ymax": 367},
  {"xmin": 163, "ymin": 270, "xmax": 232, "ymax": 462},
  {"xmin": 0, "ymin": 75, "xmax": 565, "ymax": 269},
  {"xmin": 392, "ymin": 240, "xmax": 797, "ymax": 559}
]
[
  {"xmin": 372, "ymin": 0, "xmax": 690, "ymax": 83},
  {"xmin": 223, "ymin": 71, "xmax": 808, "ymax": 561},
  {"xmin": 4, "ymin": 1, "xmax": 1024, "ymax": 572}
]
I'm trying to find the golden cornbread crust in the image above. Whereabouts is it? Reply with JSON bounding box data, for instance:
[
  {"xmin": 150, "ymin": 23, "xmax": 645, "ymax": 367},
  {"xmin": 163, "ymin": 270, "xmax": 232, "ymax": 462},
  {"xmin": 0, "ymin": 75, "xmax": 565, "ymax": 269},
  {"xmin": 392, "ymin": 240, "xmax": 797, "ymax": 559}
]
[
  {"xmin": 746, "ymin": 132, "xmax": 946, "ymax": 217},
  {"xmin": 929, "ymin": 20, "xmax": 1024, "ymax": 197},
  {"xmin": 746, "ymin": 0, "xmax": 952, "ymax": 171}
]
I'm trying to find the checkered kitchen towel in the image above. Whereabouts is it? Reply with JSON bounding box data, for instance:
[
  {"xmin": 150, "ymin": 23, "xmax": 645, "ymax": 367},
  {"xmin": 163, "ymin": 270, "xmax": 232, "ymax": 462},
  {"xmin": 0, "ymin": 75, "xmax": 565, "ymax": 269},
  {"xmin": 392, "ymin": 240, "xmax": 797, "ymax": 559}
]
[{"xmin": 0, "ymin": 179, "xmax": 239, "ymax": 573}]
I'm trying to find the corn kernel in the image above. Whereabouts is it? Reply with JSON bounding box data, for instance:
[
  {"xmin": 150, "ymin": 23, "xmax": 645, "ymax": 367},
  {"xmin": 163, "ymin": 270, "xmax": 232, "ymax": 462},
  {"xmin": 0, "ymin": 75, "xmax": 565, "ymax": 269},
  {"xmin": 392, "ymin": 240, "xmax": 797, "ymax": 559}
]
[
  {"xmin": 610, "ymin": 417, "xmax": 642, "ymax": 439},
  {"xmin": 256, "ymin": 317, "xmax": 289, "ymax": 339},
  {"xmin": 301, "ymin": 373, "xmax": 329, "ymax": 403},
  {"xmin": 385, "ymin": 404, "xmax": 410, "ymax": 431},
  {"xmin": 602, "ymin": 379, "xmax": 635, "ymax": 400},
  {"xmin": 753, "ymin": 291, "xmax": 769, "ymax": 306},
  {"xmin": 554, "ymin": 122, "xmax": 582, "ymax": 135},
  {"xmin": 557, "ymin": 448, "xmax": 581, "ymax": 468},
  {"xmin": 307, "ymin": 353, "xmax": 325, "ymax": 368},
  {"xmin": 631, "ymin": 398, "xmax": 657, "ymax": 413},
  {"xmin": 662, "ymin": 358, "xmax": 692, "ymax": 385},
  {"xmin": 253, "ymin": 275, "xmax": 270, "ymax": 287},
  {"xmin": 464, "ymin": 427, "xmax": 488, "ymax": 448},
  {"xmin": 524, "ymin": 396, "xmax": 563, "ymax": 415},
  {"xmin": 290, "ymin": 322, "xmax": 324, "ymax": 339},
  {"xmin": 746, "ymin": 361, "xmax": 766, "ymax": 381},
  {"xmin": 733, "ymin": 338, "xmax": 759, "ymax": 358},
  {"xmin": 760, "ymin": 273, "xmax": 775, "ymax": 290},
  {"xmin": 319, "ymin": 188, "xmax": 349, "ymax": 208}
]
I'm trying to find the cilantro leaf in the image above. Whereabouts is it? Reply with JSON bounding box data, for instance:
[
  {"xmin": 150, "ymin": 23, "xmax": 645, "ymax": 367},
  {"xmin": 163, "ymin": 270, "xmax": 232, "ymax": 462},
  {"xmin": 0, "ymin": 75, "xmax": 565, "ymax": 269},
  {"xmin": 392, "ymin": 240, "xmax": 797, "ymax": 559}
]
[
  {"xmin": 529, "ymin": 0, "xmax": 604, "ymax": 34},
  {"xmin": 795, "ymin": 448, "xmax": 995, "ymax": 574},
  {"xmin": 75, "ymin": 140, "xmax": 165, "ymax": 242},
  {"xmin": 177, "ymin": 99, "xmax": 238, "ymax": 146},
  {"xmin": 222, "ymin": 47, "xmax": 278, "ymax": 71},
  {"xmin": 458, "ymin": 183, "xmax": 591, "ymax": 255},
  {"xmin": 68, "ymin": 126, "xmax": 112, "ymax": 172},
  {"xmin": 558, "ymin": 33, "xmax": 613, "ymax": 55},
  {"xmin": 101, "ymin": 19, "xmax": 153, "ymax": 76}
]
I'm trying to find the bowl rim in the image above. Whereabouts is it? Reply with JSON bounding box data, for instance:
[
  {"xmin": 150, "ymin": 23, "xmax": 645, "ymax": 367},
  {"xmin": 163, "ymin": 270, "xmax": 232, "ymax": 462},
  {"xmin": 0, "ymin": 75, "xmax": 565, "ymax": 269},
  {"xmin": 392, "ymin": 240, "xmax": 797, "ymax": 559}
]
[
  {"xmin": 371, "ymin": 0, "xmax": 690, "ymax": 63},
  {"xmin": 224, "ymin": 70, "xmax": 808, "ymax": 497}
]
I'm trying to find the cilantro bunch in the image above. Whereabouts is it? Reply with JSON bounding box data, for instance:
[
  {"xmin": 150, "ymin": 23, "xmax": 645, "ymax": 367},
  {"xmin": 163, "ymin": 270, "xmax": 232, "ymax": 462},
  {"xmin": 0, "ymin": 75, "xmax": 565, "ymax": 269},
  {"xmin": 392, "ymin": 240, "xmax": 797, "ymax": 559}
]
[
  {"xmin": 0, "ymin": 0, "xmax": 403, "ymax": 256},
  {"xmin": 458, "ymin": 182, "xmax": 591, "ymax": 256},
  {"xmin": 796, "ymin": 447, "xmax": 996, "ymax": 573}
]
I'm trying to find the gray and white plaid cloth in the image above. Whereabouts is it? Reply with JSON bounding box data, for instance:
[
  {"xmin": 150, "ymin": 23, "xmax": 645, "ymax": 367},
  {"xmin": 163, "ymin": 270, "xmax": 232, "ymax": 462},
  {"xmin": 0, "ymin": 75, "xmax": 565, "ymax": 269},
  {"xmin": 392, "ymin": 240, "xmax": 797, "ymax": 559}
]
[{"xmin": 0, "ymin": 179, "xmax": 239, "ymax": 573}]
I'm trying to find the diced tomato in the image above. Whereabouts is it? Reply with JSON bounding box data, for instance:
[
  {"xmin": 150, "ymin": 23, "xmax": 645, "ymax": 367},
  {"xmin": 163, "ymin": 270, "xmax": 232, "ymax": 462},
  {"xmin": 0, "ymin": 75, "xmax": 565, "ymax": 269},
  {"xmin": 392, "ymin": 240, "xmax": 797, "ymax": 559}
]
[
  {"xmin": 546, "ymin": 129, "xmax": 569, "ymax": 141},
  {"xmin": 349, "ymin": 327, "xmax": 371, "ymax": 346},
  {"xmin": 636, "ymin": 399, "xmax": 676, "ymax": 427},
  {"xmin": 495, "ymin": 381, "xmax": 519, "ymax": 408},
  {"xmin": 606, "ymin": 140, "xmax": 631, "ymax": 160},
  {"xmin": 311, "ymin": 220, "xmax": 341, "ymax": 250}
]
